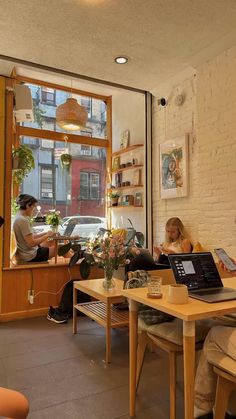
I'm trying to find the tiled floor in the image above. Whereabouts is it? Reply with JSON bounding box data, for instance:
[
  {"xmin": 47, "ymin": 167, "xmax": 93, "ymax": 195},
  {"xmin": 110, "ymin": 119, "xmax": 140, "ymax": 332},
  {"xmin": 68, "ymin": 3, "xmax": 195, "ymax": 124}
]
[{"xmin": 0, "ymin": 316, "xmax": 184, "ymax": 418}]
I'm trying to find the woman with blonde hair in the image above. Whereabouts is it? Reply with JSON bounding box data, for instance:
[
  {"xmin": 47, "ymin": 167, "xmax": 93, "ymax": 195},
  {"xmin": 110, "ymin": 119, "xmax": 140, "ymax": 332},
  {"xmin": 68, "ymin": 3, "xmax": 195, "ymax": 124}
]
[{"xmin": 154, "ymin": 217, "xmax": 192, "ymax": 263}]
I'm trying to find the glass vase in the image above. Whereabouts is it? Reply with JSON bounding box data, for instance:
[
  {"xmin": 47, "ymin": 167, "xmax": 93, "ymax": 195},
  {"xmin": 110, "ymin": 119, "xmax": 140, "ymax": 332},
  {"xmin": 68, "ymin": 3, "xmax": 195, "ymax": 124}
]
[
  {"xmin": 51, "ymin": 225, "xmax": 58, "ymax": 233},
  {"xmin": 103, "ymin": 270, "xmax": 115, "ymax": 290}
]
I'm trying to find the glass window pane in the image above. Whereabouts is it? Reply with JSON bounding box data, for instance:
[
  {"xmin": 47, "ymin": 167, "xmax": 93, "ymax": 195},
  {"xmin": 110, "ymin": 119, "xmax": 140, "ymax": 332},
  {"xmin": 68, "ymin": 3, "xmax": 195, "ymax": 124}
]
[
  {"xmin": 22, "ymin": 83, "xmax": 107, "ymax": 139},
  {"xmin": 12, "ymin": 137, "xmax": 107, "ymax": 241}
]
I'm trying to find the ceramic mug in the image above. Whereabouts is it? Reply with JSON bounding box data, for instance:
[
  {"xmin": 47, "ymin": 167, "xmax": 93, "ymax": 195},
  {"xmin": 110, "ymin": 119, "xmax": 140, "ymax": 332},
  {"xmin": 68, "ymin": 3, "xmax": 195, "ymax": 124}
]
[{"xmin": 167, "ymin": 284, "xmax": 188, "ymax": 304}]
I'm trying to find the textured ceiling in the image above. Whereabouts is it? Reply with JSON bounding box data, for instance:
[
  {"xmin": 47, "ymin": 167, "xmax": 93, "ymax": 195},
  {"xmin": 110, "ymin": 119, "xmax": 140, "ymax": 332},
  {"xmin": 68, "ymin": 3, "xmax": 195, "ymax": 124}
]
[{"xmin": 1, "ymin": 0, "xmax": 236, "ymax": 93}]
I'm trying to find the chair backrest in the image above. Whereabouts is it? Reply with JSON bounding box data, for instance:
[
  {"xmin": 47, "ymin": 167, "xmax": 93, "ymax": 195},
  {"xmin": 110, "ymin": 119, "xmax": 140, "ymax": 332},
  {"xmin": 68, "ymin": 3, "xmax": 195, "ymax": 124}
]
[{"xmin": 147, "ymin": 269, "xmax": 175, "ymax": 285}]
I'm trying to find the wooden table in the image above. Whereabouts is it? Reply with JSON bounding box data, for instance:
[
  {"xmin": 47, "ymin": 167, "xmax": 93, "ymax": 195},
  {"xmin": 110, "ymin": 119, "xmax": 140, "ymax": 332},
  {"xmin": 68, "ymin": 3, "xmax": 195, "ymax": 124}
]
[
  {"xmin": 73, "ymin": 278, "xmax": 129, "ymax": 363},
  {"xmin": 122, "ymin": 277, "xmax": 236, "ymax": 419}
]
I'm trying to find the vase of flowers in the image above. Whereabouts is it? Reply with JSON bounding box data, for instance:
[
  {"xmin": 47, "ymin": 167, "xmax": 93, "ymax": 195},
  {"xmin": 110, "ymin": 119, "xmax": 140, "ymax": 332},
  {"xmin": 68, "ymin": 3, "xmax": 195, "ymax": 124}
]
[
  {"xmin": 45, "ymin": 209, "xmax": 62, "ymax": 233},
  {"xmin": 86, "ymin": 232, "xmax": 140, "ymax": 290}
]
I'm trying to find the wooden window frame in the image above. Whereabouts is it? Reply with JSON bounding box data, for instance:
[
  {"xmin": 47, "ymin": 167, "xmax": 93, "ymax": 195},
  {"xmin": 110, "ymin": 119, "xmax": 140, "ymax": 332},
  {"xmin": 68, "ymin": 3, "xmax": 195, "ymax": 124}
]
[{"xmin": 3, "ymin": 75, "xmax": 112, "ymax": 267}]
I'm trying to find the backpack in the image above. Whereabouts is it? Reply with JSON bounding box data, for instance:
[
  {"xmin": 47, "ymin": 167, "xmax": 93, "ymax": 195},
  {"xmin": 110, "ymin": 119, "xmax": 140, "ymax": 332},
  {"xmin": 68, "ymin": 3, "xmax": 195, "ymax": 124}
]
[{"xmin": 58, "ymin": 280, "xmax": 91, "ymax": 318}]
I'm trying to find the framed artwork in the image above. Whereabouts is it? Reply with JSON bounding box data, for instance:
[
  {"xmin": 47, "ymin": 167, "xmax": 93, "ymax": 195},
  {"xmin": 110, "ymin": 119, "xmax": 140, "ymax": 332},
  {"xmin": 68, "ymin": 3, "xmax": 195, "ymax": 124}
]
[
  {"xmin": 112, "ymin": 156, "xmax": 120, "ymax": 171},
  {"xmin": 134, "ymin": 192, "xmax": 142, "ymax": 207},
  {"xmin": 160, "ymin": 135, "xmax": 188, "ymax": 199},
  {"xmin": 120, "ymin": 129, "xmax": 130, "ymax": 149}
]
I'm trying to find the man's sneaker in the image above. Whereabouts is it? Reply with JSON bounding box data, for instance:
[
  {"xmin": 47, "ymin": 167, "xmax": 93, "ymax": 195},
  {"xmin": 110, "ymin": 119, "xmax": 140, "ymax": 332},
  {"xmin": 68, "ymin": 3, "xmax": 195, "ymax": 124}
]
[{"xmin": 47, "ymin": 306, "xmax": 68, "ymax": 324}]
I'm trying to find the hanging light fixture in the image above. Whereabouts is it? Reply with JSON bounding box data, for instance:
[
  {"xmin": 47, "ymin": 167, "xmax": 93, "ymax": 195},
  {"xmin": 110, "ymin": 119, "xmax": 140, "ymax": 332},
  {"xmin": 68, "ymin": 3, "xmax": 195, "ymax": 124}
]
[{"xmin": 56, "ymin": 96, "xmax": 88, "ymax": 131}]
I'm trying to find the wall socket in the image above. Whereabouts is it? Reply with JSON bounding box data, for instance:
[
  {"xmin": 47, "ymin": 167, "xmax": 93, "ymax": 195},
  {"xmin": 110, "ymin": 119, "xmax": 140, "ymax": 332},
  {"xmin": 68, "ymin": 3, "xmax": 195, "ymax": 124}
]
[{"xmin": 27, "ymin": 290, "xmax": 35, "ymax": 304}]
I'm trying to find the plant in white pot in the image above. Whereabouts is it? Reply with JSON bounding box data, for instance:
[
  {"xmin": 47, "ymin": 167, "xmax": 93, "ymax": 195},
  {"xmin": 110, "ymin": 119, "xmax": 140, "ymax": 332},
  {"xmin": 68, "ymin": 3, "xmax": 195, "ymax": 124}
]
[{"xmin": 45, "ymin": 209, "xmax": 62, "ymax": 233}]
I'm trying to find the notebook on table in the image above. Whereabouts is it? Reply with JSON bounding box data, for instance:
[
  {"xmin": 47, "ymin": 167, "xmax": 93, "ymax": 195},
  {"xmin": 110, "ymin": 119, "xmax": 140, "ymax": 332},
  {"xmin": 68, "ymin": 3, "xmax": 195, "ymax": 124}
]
[{"xmin": 168, "ymin": 252, "xmax": 236, "ymax": 303}]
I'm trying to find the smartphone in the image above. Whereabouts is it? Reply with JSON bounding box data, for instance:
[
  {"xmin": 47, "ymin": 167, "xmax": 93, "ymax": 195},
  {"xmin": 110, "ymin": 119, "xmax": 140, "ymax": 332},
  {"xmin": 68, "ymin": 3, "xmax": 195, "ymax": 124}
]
[{"xmin": 214, "ymin": 248, "xmax": 236, "ymax": 271}]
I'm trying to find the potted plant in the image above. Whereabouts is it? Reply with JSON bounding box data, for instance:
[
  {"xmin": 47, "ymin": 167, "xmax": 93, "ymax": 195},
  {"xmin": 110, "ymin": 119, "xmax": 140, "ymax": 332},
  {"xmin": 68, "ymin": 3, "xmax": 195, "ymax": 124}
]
[
  {"xmin": 12, "ymin": 144, "xmax": 35, "ymax": 185},
  {"xmin": 60, "ymin": 153, "xmax": 72, "ymax": 170},
  {"xmin": 58, "ymin": 220, "xmax": 145, "ymax": 280},
  {"xmin": 45, "ymin": 209, "xmax": 62, "ymax": 233},
  {"xmin": 109, "ymin": 191, "xmax": 120, "ymax": 206}
]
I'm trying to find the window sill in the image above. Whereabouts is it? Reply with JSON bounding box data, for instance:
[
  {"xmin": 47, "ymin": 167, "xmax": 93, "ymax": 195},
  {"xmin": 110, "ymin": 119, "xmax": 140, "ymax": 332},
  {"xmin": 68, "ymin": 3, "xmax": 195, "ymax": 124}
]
[{"xmin": 4, "ymin": 257, "xmax": 73, "ymax": 271}]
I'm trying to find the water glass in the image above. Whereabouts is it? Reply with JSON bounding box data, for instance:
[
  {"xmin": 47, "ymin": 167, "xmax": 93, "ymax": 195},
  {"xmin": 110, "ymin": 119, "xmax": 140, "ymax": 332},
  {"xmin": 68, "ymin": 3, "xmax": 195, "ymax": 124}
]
[{"xmin": 147, "ymin": 276, "xmax": 162, "ymax": 298}]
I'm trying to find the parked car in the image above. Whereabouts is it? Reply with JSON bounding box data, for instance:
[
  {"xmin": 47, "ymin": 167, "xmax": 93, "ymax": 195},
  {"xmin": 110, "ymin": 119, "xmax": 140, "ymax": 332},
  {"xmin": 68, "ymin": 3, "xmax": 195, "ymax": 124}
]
[
  {"xmin": 33, "ymin": 215, "xmax": 106, "ymax": 239},
  {"xmin": 58, "ymin": 216, "xmax": 107, "ymax": 238}
]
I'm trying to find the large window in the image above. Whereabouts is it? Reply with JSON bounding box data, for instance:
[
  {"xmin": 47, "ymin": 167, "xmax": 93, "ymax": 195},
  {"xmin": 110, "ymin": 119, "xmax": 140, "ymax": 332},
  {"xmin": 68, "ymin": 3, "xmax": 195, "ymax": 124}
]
[{"xmin": 19, "ymin": 137, "xmax": 106, "ymax": 218}]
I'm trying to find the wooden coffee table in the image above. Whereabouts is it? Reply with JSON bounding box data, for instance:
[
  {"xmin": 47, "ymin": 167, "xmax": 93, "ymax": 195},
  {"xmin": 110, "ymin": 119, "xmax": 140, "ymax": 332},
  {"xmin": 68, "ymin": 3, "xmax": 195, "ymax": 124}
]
[{"xmin": 73, "ymin": 278, "xmax": 129, "ymax": 363}]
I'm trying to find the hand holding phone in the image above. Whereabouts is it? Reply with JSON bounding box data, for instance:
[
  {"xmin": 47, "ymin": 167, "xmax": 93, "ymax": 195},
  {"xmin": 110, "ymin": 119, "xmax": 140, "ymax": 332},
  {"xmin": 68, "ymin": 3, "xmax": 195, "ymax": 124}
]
[{"xmin": 214, "ymin": 248, "xmax": 236, "ymax": 271}]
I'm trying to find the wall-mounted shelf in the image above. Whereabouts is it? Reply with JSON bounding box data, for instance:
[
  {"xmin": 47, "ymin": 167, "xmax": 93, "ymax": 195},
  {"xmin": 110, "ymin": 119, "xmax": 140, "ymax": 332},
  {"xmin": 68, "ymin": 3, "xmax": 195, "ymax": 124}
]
[
  {"xmin": 109, "ymin": 205, "xmax": 143, "ymax": 209},
  {"xmin": 112, "ymin": 144, "xmax": 143, "ymax": 157},
  {"xmin": 111, "ymin": 164, "xmax": 143, "ymax": 174},
  {"xmin": 108, "ymin": 185, "xmax": 143, "ymax": 192}
]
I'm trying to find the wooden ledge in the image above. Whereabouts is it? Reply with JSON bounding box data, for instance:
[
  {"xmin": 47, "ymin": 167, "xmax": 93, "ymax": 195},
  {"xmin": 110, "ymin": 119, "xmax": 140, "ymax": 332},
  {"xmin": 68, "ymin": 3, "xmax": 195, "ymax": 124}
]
[{"xmin": 4, "ymin": 257, "xmax": 72, "ymax": 271}]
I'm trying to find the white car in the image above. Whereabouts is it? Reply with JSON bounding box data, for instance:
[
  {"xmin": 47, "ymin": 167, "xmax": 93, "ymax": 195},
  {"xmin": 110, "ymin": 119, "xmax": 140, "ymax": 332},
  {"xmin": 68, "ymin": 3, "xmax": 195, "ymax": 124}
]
[
  {"xmin": 33, "ymin": 216, "xmax": 106, "ymax": 239},
  {"xmin": 58, "ymin": 216, "xmax": 107, "ymax": 238}
]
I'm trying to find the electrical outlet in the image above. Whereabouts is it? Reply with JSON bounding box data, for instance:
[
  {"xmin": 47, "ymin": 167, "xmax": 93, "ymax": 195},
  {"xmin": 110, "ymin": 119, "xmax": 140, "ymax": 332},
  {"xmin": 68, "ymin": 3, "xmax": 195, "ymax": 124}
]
[{"xmin": 27, "ymin": 290, "xmax": 35, "ymax": 304}]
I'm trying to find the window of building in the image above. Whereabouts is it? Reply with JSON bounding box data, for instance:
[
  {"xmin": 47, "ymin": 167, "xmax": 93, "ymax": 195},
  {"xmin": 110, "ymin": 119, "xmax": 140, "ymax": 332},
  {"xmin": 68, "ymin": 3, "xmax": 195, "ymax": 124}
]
[
  {"xmin": 80, "ymin": 145, "xmax": 92, "ymax": 156},
  {"xmin": 80, "ymin": 172, "xmax": 100, "ymax": 200},
  {"xmin": 41, "ymin": 87, "xmax": 56, "ymax": 105},
  {"xmin": 81, "ymin": 97, "xmax": 92, "ymax": 118},
  {"xmin": 41, "ymin": 167, "xmax": 53, "ymax": 199}
]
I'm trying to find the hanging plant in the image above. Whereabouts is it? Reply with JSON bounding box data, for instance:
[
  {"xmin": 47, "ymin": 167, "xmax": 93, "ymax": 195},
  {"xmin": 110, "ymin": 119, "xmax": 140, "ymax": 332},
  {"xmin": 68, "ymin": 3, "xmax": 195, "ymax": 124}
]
[
  {"xmin": 60, "ymin": 153, "xmax": 72, "ymax": 170},
  {"xmin": 12, "ymin": 144, "xmax": 35, "ymax": 185}
]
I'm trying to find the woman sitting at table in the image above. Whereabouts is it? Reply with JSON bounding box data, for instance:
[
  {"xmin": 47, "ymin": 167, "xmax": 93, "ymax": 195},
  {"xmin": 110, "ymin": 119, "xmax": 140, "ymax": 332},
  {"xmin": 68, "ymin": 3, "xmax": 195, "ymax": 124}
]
[
  {"xmin": 13, "ymin": 194, "xmax": 56, "ymax": 263},
  {"xmin": 194, "ymin": 259, "xmax": 236, "ymax": 419},
  {"xmin": 153, "ymin": 217, "xmax": 192, "ymax": 264}
]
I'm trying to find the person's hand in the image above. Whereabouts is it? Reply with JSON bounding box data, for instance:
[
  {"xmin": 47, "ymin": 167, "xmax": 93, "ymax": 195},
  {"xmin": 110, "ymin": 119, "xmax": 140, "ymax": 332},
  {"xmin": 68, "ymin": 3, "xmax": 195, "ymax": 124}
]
[
  {"xmin": 154, "ymin": 245, "xmax": 163, "ymax": 256},
  {"xmin": 46, "ymin": 230, "xmax": 55, "ymax": 238},
  {"xmin": 219, "ymin": 260, "xmax": 236, "ymax": 277}
]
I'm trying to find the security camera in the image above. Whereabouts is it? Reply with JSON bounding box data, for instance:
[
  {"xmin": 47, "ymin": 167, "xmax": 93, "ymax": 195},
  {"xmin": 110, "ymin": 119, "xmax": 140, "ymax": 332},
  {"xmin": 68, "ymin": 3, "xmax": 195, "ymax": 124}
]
[{"xmin": 157, "ymin": 98, "xmax": 167, "ymax": 107}]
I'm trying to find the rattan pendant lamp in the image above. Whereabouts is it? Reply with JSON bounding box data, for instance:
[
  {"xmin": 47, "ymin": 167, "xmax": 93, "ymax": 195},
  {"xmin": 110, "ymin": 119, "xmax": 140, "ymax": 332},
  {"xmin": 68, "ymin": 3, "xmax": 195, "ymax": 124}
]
[{"xmin": 56, "ymin": 94, "xmax": 88, "ymax": 131}]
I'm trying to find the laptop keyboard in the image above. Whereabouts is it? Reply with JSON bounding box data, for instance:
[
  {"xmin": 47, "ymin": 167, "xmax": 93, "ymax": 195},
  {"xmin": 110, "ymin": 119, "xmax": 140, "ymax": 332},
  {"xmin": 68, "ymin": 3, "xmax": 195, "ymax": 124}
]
[{"xmin": 192, "ymin": 288, "xmax": 233, "ymax": 296}]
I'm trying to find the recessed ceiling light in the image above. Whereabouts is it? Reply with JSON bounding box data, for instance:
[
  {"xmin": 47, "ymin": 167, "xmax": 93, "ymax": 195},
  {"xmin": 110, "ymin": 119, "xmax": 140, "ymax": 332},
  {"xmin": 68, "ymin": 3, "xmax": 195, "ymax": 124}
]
[{"xmin": 114, "ymin": 56, "xmax": 128, "ymax": 64}]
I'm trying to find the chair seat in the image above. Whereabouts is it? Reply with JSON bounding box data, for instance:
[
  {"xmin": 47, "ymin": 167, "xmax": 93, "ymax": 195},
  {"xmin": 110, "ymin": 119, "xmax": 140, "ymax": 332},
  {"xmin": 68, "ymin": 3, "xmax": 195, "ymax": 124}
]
[
  {"xmin": 210, "ymin": 353, "xmax": 236, "ymax": 377},
  {"xmin": 138, "ymin": 317, "xmax": 212, "ymax": 346}
]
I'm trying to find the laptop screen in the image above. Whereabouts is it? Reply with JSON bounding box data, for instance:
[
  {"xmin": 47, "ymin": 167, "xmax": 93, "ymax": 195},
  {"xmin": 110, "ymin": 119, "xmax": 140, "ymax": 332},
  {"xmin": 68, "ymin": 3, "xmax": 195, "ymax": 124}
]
[{"xmin": 168, "ymin": 252, "xmax": 223, "ymax": 290}]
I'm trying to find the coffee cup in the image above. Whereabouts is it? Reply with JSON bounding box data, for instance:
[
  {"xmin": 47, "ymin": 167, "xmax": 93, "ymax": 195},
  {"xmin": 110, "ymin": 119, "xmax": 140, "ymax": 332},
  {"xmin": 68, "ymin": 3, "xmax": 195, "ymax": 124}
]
[{"xmin": 167, "ymin": 284, "xmax": 188, "ymax": 304}]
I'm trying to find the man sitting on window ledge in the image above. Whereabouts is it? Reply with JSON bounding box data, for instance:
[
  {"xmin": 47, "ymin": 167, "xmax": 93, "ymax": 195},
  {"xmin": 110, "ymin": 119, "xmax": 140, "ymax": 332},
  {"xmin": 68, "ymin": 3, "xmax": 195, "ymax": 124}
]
[{"xmin": 13, "ymin": 194, "xmax": 56, "ymax": 263}]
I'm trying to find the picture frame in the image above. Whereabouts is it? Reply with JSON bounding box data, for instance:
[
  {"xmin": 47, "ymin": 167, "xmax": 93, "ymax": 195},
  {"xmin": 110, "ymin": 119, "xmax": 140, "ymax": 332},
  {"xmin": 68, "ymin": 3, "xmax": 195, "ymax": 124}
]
[
  {"xmin": 134, "ymin": 192, "xmax": 142, "ymax": 207},
  {"xmin": 112, "ymin": 156, "xmax": 120, "ymax": 171},
  {"xmin": 160, "ymin": 135, "xmax": 188, "ymax": 199},
  {"xmin": 120, "ymin": 129, "xmax": 130, "ymax": 149}
]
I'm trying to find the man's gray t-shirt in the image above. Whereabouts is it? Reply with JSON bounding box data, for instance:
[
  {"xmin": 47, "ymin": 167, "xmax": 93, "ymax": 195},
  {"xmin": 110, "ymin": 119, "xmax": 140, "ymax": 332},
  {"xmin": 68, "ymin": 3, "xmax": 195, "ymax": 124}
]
[{"xmin": 13, "ymin": 214, "xmax": 37, "ymax": 261}]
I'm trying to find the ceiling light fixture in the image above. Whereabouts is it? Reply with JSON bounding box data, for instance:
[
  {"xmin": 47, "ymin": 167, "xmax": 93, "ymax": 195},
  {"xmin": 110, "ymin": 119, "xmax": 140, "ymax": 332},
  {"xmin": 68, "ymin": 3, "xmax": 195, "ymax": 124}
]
[
  {"xmin": 56, "ymin": 80, "xmax": 88, "ymax": 131},
  {"xmin": 114, "ymin": 56, "xmax": 128, "ymax": 64}
]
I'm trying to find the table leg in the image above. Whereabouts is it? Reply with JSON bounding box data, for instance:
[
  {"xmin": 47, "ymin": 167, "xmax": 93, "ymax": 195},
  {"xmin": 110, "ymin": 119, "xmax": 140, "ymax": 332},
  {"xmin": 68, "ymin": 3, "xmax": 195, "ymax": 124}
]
[
  {"xmin": 106, "ymin": 301, "xmax": 111, "ymax": 363},
  {"xmin": 73, "ymin": 286, "xmax": 77, "ymax": 334},
  {"xmin": 183, "ymin": 321, "xmax": 195, "ymax": 419},
  {"xmin": 129, "ymin": 299, "xmax": 138, "ymax": 418}
]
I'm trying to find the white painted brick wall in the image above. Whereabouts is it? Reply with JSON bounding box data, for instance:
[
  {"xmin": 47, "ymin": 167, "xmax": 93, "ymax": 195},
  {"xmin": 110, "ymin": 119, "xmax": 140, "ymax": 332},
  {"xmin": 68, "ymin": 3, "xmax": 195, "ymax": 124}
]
[{"xmin": 152, "ymin": 45, "xmax": 236, "ymax": 257}]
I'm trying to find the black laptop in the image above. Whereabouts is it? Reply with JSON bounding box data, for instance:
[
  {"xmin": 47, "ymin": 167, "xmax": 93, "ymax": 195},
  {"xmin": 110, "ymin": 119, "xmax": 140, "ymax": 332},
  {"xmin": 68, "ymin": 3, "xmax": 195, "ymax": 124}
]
[{"xmin": 168, "ymin": 252, "xmax": 236, "ymax": 303}]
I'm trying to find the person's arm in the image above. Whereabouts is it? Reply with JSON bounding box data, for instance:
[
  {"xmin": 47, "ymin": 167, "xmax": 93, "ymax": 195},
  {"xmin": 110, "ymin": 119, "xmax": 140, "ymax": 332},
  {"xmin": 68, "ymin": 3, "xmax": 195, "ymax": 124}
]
[
  {"xmin": 24, "ymin": 231, "xmax": 54, "ymax": 247},
  {"xmin": 161, "ymin": 239, "xmax": 192, "ymax": 255}
]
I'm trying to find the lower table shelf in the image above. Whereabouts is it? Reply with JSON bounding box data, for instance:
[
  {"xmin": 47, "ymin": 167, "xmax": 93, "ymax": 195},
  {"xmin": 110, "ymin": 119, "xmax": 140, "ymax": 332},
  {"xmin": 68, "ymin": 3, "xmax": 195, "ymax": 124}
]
[{"xmin": 74, "ymin": 301, "xmax": 129, "ymax": 328}]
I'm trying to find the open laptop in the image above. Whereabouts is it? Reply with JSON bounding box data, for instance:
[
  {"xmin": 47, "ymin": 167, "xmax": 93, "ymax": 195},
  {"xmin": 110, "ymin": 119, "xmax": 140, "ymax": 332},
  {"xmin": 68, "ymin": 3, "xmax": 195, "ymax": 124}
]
[{"xmin": 168, "ymin": 252, "xmax": 236, "ymax": 303}]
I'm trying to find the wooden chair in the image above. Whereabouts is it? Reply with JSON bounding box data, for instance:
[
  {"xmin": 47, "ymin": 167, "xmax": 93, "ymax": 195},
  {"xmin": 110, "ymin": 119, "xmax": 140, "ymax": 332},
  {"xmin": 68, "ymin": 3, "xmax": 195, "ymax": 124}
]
[
  {"xmin": 214, "ymin": 366, "xmax": 236, "ymax": 419},
  {"xmin": 136, "ymin": 269, "xmax": 208, "ymax": 419}
]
